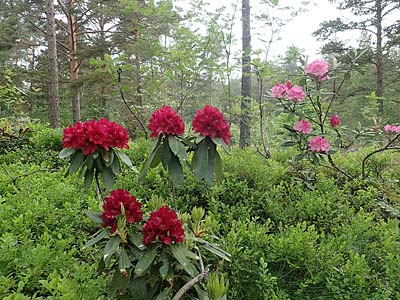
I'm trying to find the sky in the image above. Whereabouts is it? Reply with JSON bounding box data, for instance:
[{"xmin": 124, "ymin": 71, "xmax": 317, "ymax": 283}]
[{"xmin": 175, "ymin": 0, "xmax": 360, "ymax": 61}]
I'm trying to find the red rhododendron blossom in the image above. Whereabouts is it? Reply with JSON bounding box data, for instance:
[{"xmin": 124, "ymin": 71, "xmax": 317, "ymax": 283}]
[
  {"xmin": 192, "ymin": 105, "xmax": 231, "ymax": 144},
  {"xmin": 286, "ymin": 85, "xmax": 305, "ymax": 103},
  {"xmin": 142, "ymin": 206, "xmax": 185, "ymax": 245},
  {"xmin": 330, "ymin": 115, "xmax": 341, "ymax": 128},
  {"xmin": 293, "ymin": 120, "xmax": 312, "ymax": 135},
  {"xmin": 305, "ymin": 59, "xmax": 329, "ymax": 81},
  {"xmin": 271, "ymin": 83, "xmax": 286, "ymax": 99},
  {"xmin": 62, "ymin": 119, "xmax": 129, "ymax": 155},
  {"xmin": 148, "ymin": 105, "xmax": 185, "ymax": 138},
  {"xmin": 100, "ymin": 189, "xmax": 143, "ymax": 234},
  {"xmin": 309, "ymin": 136, "xmax": 330, "ymax": 153},
  {"xmin": 384, "ymin": 124, "xmax": 400, "ymax": 133}
]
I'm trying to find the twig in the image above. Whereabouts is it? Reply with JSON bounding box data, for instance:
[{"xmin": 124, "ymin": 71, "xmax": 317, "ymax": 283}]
[
  {"xmin": 172, "ymin": 247, "xmax": 208, "ymax": 300},
  {"xmin": 362, "ymin": 133, "xmax": 400, "ymax": 179},
  {"xmin": 327, "ymin": 154, "xmax": 354, "ymax": 180},
  {"xmin": 117, "ymin": 68, "xmax": 148, "ymax": 140}
]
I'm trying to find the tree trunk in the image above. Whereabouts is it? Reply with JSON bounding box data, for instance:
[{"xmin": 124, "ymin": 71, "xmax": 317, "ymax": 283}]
[
  {"xmin": 240, "ymin": 0, "xmax": 251, "ymax": 148},
  {"xmin": 67, "ymin": 0, "xmax": 81, "ymax": 123},
  {"xmin": 46, "ymin": 0, "xmax": 60, "ymax": 128},
  {"xmin": 375, "ymin": 0, "xmax": 384, "ymax": 117}
]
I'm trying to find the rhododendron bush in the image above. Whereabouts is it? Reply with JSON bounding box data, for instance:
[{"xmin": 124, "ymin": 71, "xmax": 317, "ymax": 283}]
[
  {"xmin": 272, "ymin": 58, "xmax": 400, "ymax": 179},
  {"xmin": 59, "ymin": 114, "xmax": 231, "ymax": 299},
  {"xmin": 140, "ymin": 104, "xmax": 231, "ymax": 186},
  {"xmin": 59, "ymin": 118, "xmax": 134, "ymax": 190}
]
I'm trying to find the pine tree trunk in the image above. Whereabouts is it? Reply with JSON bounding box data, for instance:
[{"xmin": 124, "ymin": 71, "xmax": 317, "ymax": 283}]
[
  {"xmin": 46, "ymin": 0, "xmax": 60, "ymax": 128},
  {"xmin": 375, "ymin": 0, "xmax": 384, "ymax": 117},
  {"xmin": 240, "ymin": 0, "xmax": 251, "ymax": 148},
  {"xmin": 67, "ymin": 0, "xmax": 81, "ymax": 123}
]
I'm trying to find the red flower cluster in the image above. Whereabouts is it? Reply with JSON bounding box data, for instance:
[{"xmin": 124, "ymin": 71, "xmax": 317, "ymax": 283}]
[
  {"xmin": 148, "ymin": 105, "xmax": 185, "ymax": 138},
  {"xmin": 142, "ymin": 206, "xmax": 185, "ymax": 245},
  {"xmin": 63, "ymin": 119, "xmax": 129, "ymax": 155},
  {"xmin": 192, "ymin": 105, "xmax": 231, "ymax": 144},
  {"xmin": 100, "ymin": 189, "xmax": 143, "ymax": 234}
]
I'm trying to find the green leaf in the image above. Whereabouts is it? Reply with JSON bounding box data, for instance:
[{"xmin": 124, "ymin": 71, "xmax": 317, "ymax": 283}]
[
  {"xmin": 170, "ymin": 244, "xmax": 198, "ymax": 277},
  {"xmin": 211, "ymin": 137, "xmax": 230, "ymax": 154},
  {"xmin": 110, "ymin": 156, "xmax": 120, "ymax": 175},
  {"xmin": 192, "ymin": 138, "xmax": 216, "ymax": 184},
  {"xmin": 167, "ymin": 151, "xmax": 184, "ymax": 187},
  {"xmin": 159, "ymin": 251, "xmax": 169, "ymax": 280},
  {"xmin": 155, "ymin": 287, "xmax": 172, "ymax": 300},
  {"xmin": 83, "ymin": 228, "xmax": 109, "ymax": 249},
  {"xmin": 59, "ymin": 148, "xmax": 76, "ymax": 159},
  {"xmin": 100, "ymin": 167, "xmax": 115, "ymax": 190},
  {"xmin": 117, "ymin": 150, "xmax": 133, "ymax": 169},
  {"xmin": 283, "ymin": 124, "xmax": 297, "ymax": 133},
  {"xmin": 110, "ymin": 269, "xmax": 130, "ymax": 290},
  {"xmin": 83, "ymin": 168, "xmax": 94, "ymax": 189},
  {"xmin": 129, "ymin": 233, "xmax": 146, "ymax": 250},
  {"xmin": 68, "ymin": 151, "xmax": 85, "ymax": 174},
  {"xmin": 85, "ymin": 211, "xmax": 103, "ymax": 224},
  {"xmin": 103, "ymin": 149, "xmax": 115, "ymax": 167},
  {"xmin": 130, "ymin": 277, "xmax": 149, "ymax": 300},
  {"xmin": 195, "ymin": 135, "xmax": 205, "ymax": 144},
  {"xmin": 119, "ymin": 247, "xmax": 132, "ymax": 272},
  {"xmin": 139, "ymin": 136, "xmax": 162, "ymax": 183},
  {"xmin": 168, "ymin": 136, "xmax": 187, "ymax": 161},
  {"xmin": 281, "ymin": 141, "xmax": 298, "ymax": 147},
  {"xmin": 202, "ymin": 243, "xmax": 232, "ymax": 262},
  {"xmin": 103, "ymin": 236, "xmax": 121, "ymax": 261},
  {"xmin": 134, "ymin": 245, "xmax": 158, "ymax": 277}
]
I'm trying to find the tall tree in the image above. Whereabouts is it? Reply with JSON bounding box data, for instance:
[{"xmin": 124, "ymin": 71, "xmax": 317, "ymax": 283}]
[
  {"xmin": 240, "ymin": 0, "xmax": 251, "ymax": 148},
  {"xmin": 314, "ymin": 0, "xmax": 400, "ymax": 117},
  {"xmin": 46, "ymin": 0, "xmax": 60, "ymax": 128}
]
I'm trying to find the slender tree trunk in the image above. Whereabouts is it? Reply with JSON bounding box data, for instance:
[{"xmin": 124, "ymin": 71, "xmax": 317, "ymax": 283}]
[
  {"xmin": 133, "ymin": 28, "xmax": 142, "ymax": 106},
  {"xmin": 240, "ymin": 0, "xmax": 251, "ymax": 148},
  {"xmin": 67, "ymin": 0, "xmax": 81, "ymax": 123},
  {"xmin": 46, "ymin": 0, "xmax": 60, "ymax": 128},
  {"xmin": 375, "ymin": 0, "xmax": 384, "ymax": 117}
]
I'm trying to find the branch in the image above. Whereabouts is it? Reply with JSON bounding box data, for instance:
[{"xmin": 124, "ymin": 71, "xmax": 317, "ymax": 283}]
[
  {"xmin": 172, "ymin": 247, "xmax": 207, "ymax": 300},
  {"xmin": 362, "ymin": 133, "xmax": 400, "ymax": 179}
]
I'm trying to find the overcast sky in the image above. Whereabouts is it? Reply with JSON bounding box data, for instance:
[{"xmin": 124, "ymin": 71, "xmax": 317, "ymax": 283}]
[{"xmin": 175, "ymin": 0, "xmax": 359, "ymax": 61}]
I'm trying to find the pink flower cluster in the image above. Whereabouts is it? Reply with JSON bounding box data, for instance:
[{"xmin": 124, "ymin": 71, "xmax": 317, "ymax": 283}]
[
  {"xmin": 305, "ymin": 59, "xmax": 329, "ymax": 81},
  {"xmin": 294, "ymin": 120, "xmax": 312, "ymax": 135},
  {"xmin": 309, "ymin": 136, "xmax": 330, "ymax": 153},
  {"xmin": 63, "ymin": 119, "xmax": 129, "ymax": 156},
  {"xmin": 148, "ymin": 105, "xmax": 185, "ymax": 138},
  {"xmin": 192, "ymin": 105, "xmax": 231, "ymax": 144},
  {"xmin": 100, "ymin": 189, "xmax": 143, "ymax": 234},
  {"xmin": 384, "ymin": 124, "xmax": 400, "ymax": 133},
  {"xmin": 271, "ymin": 81, "xmax": 305, "ymax": 103}
]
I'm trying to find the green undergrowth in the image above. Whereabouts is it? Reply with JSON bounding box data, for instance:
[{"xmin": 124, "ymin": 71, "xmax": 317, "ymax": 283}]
[{"xmin": 1, "ymin": 123, "xmax": 400, "ymax": 299}]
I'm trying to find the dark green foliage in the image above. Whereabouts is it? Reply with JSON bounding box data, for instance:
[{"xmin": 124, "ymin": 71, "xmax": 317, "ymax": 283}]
[{"xmin": 2, "ymin": 127, "xmax": 400, "ymax": 299}]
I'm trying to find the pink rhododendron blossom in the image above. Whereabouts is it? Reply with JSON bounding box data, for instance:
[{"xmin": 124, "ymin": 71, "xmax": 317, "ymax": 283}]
[
  {"xmin": 286, "ymin": 85, "xmax": 305, "ymax": 102},
  {"xmin": 293, "ymin": 120, "xmax": 312, "ymax": 134},
  {"xmin": 271, "ymin": 83, "xmax": 286, "ymax": 99},
  {"xmin": 330, "ymin": 115, "xmax": 341, "ymax": 128},
  {"xmin": 305, "ymin": 59, "xmax": 329, "ymax": 81},
  {"xmin": 384, "ymin": 124, "xmax": 400, "ymax": 133},
  {"xmin": 285, "ymin": 81, "xmax": 293, "ymax": 90},
  {"xmin": 309, "ymin": 136, "xmax": 330, "ymax": 153}
]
